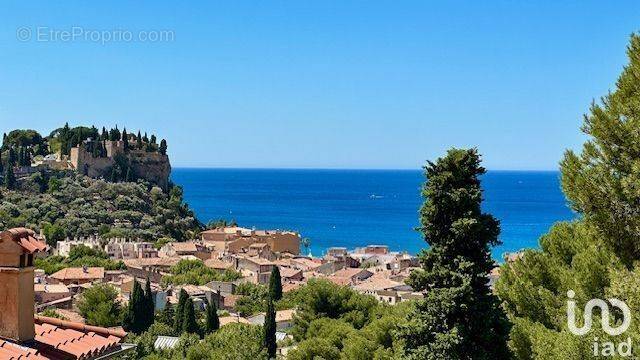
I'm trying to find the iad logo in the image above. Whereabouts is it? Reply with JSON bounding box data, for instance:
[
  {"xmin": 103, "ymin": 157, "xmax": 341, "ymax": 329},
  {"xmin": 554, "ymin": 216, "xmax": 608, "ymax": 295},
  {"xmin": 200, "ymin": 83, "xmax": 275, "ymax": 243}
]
[{"xmin": 566, "ymin": 290, "xmax": 632, "ymax": 357}]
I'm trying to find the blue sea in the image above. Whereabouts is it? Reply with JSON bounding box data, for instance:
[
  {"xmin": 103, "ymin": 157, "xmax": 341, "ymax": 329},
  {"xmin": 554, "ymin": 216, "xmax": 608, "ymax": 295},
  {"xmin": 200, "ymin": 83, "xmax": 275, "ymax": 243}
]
[{"xmin": 172, "ymin": 169, "xmax": 576, "ymax": 261}]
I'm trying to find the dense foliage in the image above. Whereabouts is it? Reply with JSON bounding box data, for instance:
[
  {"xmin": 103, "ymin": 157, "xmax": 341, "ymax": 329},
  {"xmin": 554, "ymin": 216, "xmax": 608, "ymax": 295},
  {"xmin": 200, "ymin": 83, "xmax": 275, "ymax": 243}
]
[
  {"xmin": 287, "ymin": 279, "xmax": 410, "ymax": 359},
  {"xmin": 495, "ymin": 34, "xmax": 640, "ymax": 359},
  {"xmin": 0, "ymin": 172, "xmax": 201, "ymax": 243},
  {"xmin": 396, "ymin": 148, "xmax": 510, "ymax": 359},
  {"xmin": 77, "ymin": 283, "xmax": 123, "ymax": 327},
  {"xmin": 162, "ymin": 259, "xmax": 242, "ymax": 286},
  {"xmin": 124, "ymin": 279, "xmax": 156, "ymax": 334}
]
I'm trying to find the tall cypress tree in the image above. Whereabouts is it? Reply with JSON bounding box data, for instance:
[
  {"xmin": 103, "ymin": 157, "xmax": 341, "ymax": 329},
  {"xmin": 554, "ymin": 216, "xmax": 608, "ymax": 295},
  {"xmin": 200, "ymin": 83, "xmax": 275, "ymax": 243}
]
[
  {"xmin": 144, "ymin": 278, "xmax": 155, "ymax": 330},
  {"xmin": 159, "ymin": 139, "xmax": 167, "ymax": 155},
  {"xmin": 124, "ymin": 280, "xmax": 146, "ymax": 334},
  {"xmin": 136, "ymin": 130, "xmax": 142, "ymax": 149},
  {"xmin": 159, "ymin": 302, "xmax": 175, "ymax": 329},
  {"xmin": 7, "ymin": 147, "xmax": 15, "ymax": 166},
  {"xmin": 0, "ymin": 150, "xmax": 4, "ymax": 173},
  {"xmin": 263, "ymin": 298, "xmax": 277, "ymax": 359},
  {"xmin": 268, "ymin": 266, "xmax": 282, "ymax": 301},
  {"xmin": 4, "ymin": 166, "xmax": 16, "ymax": 190},
  {"xmin": 204, "ymin": 301, "xmax": 219, "ymax": 334},
  {"xmin": 398, "ymin": 148, "xmax": 510, "ymax": 359},
  {"xmin": 122, "ymin": 128, "xmax": 129, "ymax": 150},
  {"xmin": 182, "ymin": 298, "xmax": 199, "ymax": 334},
  {"xmin": 174, "ymin": 289, "xmax": 189, "ymax": 334}
]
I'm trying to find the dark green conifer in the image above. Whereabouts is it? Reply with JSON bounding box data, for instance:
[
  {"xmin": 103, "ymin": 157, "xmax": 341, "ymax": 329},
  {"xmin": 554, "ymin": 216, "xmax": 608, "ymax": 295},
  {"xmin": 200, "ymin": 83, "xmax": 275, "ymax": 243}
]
[
  {"xmin": 268, "ymin": 266, "xmax": 282, "ymax": 301},
  {"xmin": 159, "ymin": 139, "xmax": 167, "ymax": 155},
  {"xmin": 136, "ymin": 130, "xmax": 142, "ymax": 149},
  {"xmin": 144, "ymin": 278, "xmax": 155, "ymax": 330},
  {"xmin": 204, "ymin": 301, "xmax": 219, "ymax": 334},
  {"xmin": 122, "ymin": 128, "xmax": 129, "ymax": 150},
  {"xmin": 174, "ymin": 289, "xmax": 189, "ymax": 334},
  {"xmin": 4, "ymin": 166, "xmax": 16, "ymax": 190},
  {"xmin": 263, "ymin": 298, "xmax": 277, "ymax": 359},
  {"xmin": 181, "ymin": 298, "xmax": 199, "ymax": 334},
  {"xmin": 7, "ymin": 147, "xmax": 16, "ymax": 166},
  {"xmin": 124, "ymin": 280, "xmax": 146, "ymax": 334},
  {"xmin": 397, "ymin": 148, "xmax": 510, "ymax": 359},
  {"xmin": 159, "ymin": 302, "xmax": 175, "ymax": 329}
]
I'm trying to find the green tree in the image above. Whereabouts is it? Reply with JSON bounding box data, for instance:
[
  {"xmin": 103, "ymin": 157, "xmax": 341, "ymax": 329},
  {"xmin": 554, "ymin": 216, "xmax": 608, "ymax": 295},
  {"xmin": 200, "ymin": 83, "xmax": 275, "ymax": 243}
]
[
  {"xmin": 4, "ymin": 166, "xmax": 16, "ymax": 190},
  {"xmin": 205, "ymin": 301, "xmax": 220, "ymax": 334},
  {"xmin": 124, "ymin": 280, "xmax": 147, "ymax": 334},
  {"xmin": 287, "ymin": 338, "xmax": 340, "ymax": 360},
  {"xmin": 174, "ymin": 289, "xmax": 189, "ymax": 334},
  {"xmin": 268, "ymin": 266, "xmax": 282, "ymax": 301},
  {"xmin": 263, "ymin": 298, "xmax": 277, "ymax": 359},
  {"xmin": 158, "ymin": 302, "xmax": 175, "ymax": 329},
  {"xmin": 144, "ymin": 278, "xmax": 155, "ymax": 330},
  {"xmin": 397, "ymin": 148, "xmax": 510, "ymax": 359},
  {"xmin": 136, "ymin": 130, "xmax": 142, "ymax": 149},
  {"xmin": 495, "ymin": 34, "xmax": 640, "ymax": 359},
  {"xmin": 182, "ymin": 323, "xmax": 266, "ymax": 359},
  {"xmin": 77, "ymin": 284, "xmax": 122, "ymax": 327},
  {"xmin": 7, "ymin": 147, "xmax": 16, "ymax": 166},
  {"xmin": 122, "ymin": 128, "xmax": 129, "ymax": 150},
  {"xmin": 42, "ymin": 223, "xmax": 65, "ymax": 247},
  {"xmin": 159, "ymin": 139, "xmax": 167, "ymax": 155},
  {"xmin": 182, "ymin": 298, "xmax": 199, "ymax": 334}
]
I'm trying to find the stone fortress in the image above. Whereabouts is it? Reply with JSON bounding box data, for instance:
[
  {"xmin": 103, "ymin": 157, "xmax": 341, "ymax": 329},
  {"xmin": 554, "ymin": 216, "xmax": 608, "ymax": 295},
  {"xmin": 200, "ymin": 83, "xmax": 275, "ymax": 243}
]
[{"xmin": 70, "ymin": 138, "xmax": 171, "ymax": 189}]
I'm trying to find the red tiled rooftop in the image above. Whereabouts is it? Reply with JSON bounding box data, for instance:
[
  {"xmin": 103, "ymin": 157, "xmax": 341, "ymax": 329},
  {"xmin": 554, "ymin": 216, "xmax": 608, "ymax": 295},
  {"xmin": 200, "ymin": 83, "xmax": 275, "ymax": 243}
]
[
  {"xmin": 50, "ymin": 267, "xmax": 105, "ymax": 281},
  {"xmin": 1, "ymin": 227, "xmax": 47, "ymax": 254},
  {"xmin": 0, "ymin": 316, "xmax": 127, "ymax": 360}
]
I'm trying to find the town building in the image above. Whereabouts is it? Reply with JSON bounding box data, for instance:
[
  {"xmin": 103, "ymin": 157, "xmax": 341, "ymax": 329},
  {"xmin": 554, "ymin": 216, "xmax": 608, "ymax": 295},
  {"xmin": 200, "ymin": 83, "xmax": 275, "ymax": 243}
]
[
  {"xmin": 201, "ymin": 226, "xmax": 301, "ymax": 255},
  {"xmin": 0, "ymin": 227, "xmax": 134, "ymax": 359}
]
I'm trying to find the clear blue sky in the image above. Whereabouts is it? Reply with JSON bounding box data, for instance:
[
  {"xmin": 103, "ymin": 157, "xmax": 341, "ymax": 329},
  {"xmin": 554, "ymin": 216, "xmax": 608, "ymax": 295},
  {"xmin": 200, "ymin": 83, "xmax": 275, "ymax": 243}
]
[{"xmin": 0, "ymin": 1, "xmax": 637, "ymax": 169}]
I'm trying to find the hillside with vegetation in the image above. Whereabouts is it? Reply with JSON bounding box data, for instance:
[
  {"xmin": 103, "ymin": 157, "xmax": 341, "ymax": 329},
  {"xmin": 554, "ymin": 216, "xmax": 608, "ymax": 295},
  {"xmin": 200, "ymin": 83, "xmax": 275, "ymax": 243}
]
[
  {"xmin": 0, "ymin": 171, "xmax": 201, "ymax": 244},
  {"xmin": 0, "ymin": 124, "xmax": 201, "ymax": 244}
]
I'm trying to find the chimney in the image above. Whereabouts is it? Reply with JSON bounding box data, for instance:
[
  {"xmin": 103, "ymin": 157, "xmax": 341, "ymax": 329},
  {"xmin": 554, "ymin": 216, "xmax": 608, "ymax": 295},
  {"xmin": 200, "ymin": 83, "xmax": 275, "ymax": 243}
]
[{"xmin": 0, "ymin": 228, "xmax": 46, "ymax": 343}]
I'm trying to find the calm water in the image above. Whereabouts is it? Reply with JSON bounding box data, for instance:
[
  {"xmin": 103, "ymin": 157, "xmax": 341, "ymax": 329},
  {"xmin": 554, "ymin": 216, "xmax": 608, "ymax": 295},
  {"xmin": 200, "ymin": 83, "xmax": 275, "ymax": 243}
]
[{"xmin": 172, "ymin": 169, "xmax": 576, "ymax": 260}]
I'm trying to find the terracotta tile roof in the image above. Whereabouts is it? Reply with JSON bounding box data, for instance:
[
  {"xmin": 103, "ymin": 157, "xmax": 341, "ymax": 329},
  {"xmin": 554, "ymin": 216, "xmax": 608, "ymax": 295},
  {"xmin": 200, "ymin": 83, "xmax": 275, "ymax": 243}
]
[
  {"xmin": 50, "ymin": 267, "xmax": 105, "ymax": 281},
  {"xmin": 123, "ymin": 257, "xmax": 180, "ymax": 268},
  {"xmin": 279, "ymin": 267, "xmax": 302, "ymax": 279},
  {"xmin": 0, "ymin": 316, "xmax": 128, "ymax": 360},
  {"xmin": 1, "ymin": 227, "xmax": 47, "ymax": 254},
  {"xmin": 0, "ymin": 340, "xmax": 48, "ymax": 360},
  {"xmin": 325, "ymin": 276, "xmax": 351, "ymax": 286},
  {"xmin": 353, "ymin": 278, "xmax": 402, "ymax": 292},
  {"xmin": 332, "ymin": 268, "xmax": 372, "ymax": 280},
  {"xmin": 171, "ymin": 242, "xmax": 198, "ymax": 253},
  {"xmin": 34, "ymin": 316, "xmax": 126, "ymax": 359},
  {"xmin": 204, "ymin": 259, "xmax": 233, "ymax": 270}
]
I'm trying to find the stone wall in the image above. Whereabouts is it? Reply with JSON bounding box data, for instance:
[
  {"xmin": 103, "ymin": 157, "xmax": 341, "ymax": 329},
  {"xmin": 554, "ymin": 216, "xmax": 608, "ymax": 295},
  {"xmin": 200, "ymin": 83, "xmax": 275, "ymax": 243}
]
[{"xmin": 70, "ymin": 141, "xmax": 171, "ymax": 190}]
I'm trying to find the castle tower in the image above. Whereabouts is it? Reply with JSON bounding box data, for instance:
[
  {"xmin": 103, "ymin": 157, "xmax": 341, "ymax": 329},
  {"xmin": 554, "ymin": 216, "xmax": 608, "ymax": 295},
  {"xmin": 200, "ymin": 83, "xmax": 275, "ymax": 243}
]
[{"xmin": 0, "ymin": 228, "xmax": 46, "ymax": 342}]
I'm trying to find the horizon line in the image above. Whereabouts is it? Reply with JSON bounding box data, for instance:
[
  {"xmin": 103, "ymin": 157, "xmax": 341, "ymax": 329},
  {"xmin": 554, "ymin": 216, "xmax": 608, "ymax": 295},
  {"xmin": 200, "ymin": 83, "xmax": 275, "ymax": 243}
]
[{"xmin": 171, "ymin": 166, "xmax": 561, "ymax": 172}]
